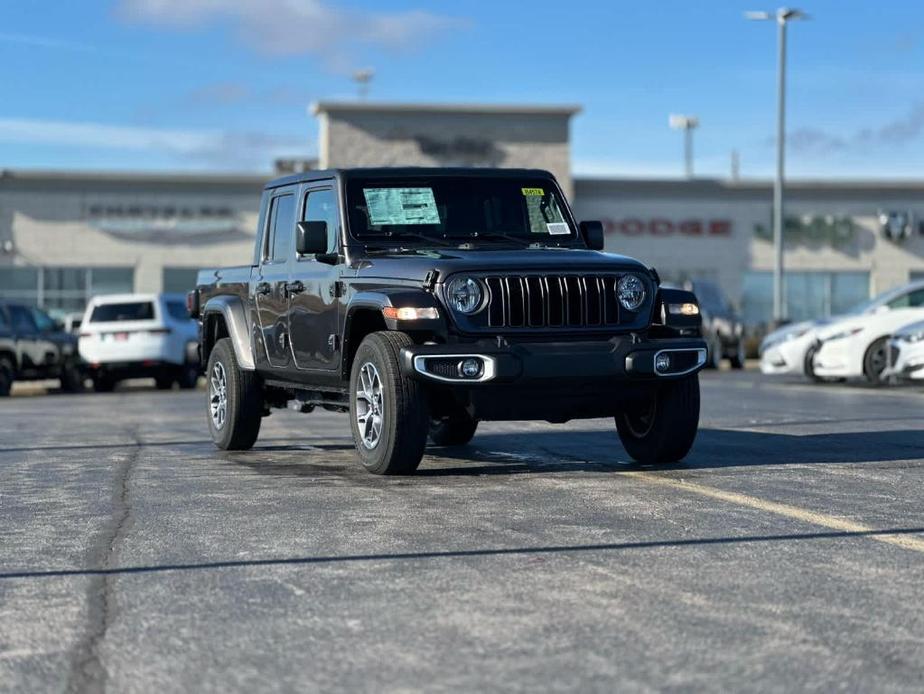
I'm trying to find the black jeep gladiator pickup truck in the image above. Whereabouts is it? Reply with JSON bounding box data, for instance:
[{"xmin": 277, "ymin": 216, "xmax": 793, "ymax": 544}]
[{"xmin": 190, "ymin": 168, "xmax": 706, "ymax": 474}]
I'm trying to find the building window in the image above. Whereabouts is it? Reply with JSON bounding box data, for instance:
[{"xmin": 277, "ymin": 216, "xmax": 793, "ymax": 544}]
[
  {"xmin": 162, "ymin": 267, "xmax": 201, "ymax": 294},
  {"xmin": 742, "ymin": 271, "xmax": 870, "ymax": 327},
  {"xmin": 0, "ymin": 267, "xmax": 134, "ymax": 315}
]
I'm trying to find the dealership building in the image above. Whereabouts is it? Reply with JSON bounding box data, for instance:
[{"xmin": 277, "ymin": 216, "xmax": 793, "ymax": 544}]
[{"xmin": 2, "ymin": 101, "xmax": 924, "ymax": 327}]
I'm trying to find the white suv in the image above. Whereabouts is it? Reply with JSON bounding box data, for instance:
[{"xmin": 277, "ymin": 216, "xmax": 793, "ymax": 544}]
[{"xmin": 79, "ymin": 293, "xmax": 200, "ymax": 392}]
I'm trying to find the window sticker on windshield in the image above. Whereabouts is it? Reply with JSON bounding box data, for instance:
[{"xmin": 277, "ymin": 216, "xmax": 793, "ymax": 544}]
[
  {"xmin": 363, "ymin": 187, "xmax": 441, "ymax": 225},
  {"xmin": 547, "ymin": 222, "xmax": 570, "ymax": 235},
  {"xmin": 522, "ymin": 187, "xmax": 544, "ymax": 196}
]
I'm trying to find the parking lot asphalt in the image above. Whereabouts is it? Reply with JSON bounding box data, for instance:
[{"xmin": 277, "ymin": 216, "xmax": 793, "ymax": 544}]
[{"xmin": 1, "ymin": 370, "xmax": 923, "ymax": 693}]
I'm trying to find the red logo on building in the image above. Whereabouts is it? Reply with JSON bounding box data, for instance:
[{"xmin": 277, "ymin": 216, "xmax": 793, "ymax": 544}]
[{"xmin": 602, "ymin": 218, "xmax": 732, "ymax": 236}]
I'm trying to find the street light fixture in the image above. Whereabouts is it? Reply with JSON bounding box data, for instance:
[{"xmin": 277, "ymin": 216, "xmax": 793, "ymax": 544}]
[
  {"xmin": 746, "ymin": 7, "xmax": 807, "ymax": 325},
  {"xmin": 669, "ymin": 114, "xmax": 699, "ymax": 179}
]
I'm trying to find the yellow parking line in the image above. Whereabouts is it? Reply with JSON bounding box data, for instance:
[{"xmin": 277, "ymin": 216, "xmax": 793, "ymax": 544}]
[{"xmin": 624, "ymin": 471, "xmax": 924, "ymax": 554}]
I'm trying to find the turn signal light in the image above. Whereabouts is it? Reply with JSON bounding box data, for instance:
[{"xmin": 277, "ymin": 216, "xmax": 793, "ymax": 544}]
[
  {"xmin": 668, "ymin": 302, "xmax": 700, "ymax": 316},
  {"xmin": 382, "ymin": 306, "xmax": 439, "ymax": 321}
]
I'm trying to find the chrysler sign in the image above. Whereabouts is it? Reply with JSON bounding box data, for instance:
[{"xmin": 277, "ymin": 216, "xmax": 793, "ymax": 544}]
[{"xmin": 602, "ymin": 218, "xmax": 733, "ymax": 236}]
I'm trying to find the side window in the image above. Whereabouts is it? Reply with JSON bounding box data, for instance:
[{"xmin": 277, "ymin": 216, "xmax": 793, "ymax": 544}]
[
  {"xmin": 888, "ymin": 289, "xmax": 924, "ymax": 309},
  {"xmin": 264, "ymin": 194, "xmax": 296, "ymax": 263},
  {"xmin": 9, "ymin": 306, "xmax": 37, "ymax": 332},
  {"xmin": 31, "ymin": 309, "xmax": 56, "ymax": 332},
  {"xmin": 303, "ymin": 189, "xmax": 340, "ymax": 254}
]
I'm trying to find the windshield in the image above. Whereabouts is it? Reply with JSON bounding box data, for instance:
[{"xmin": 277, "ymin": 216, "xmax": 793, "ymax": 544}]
[
  {"xmin": 345, "ymin": 177, "xmax": 577, "ymax": 247},
  {"xmin": 90, "ymin": 301, "xmax": 155, "ymax": 322},
  {"xmin": 845, "ymin": 283, "xmax": 924, "ymax": 315}
]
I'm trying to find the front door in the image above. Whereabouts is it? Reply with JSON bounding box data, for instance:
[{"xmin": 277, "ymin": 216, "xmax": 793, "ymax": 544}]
[
  {"xmin": 254, "ymin": 191, "xmax": 295, "ymax": 369},
  {"xmin": 288, "ymin": 186, "xmax": 342, "ymax": 371},
  {"xmin": 7, "ymin": 305, "xmax": 41, "ymax": 372}
]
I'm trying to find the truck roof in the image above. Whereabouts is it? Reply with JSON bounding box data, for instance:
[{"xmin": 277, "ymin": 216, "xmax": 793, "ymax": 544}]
[{"xmin": 264, "ymin": 167, "xmax": 558, "ymax": 191}]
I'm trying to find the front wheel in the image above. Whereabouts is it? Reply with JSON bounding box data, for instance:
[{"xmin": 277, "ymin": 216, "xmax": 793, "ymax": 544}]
[
  {"xmin": 729, "ymin": 341, "xmax": 745, "ymax": 370},
  {"xmin": 863, "ymin": 337, "xmax": 890, "ymax": 385},
  {"xmin": 615, "ymin": 375, "xmax": 700, "ymax": 464},
  {"xmin": 430, "ymin": 411, "xmax": 478, "ymax": 446},
  {"xmin": 350, "ymin": 331, "xmax": 428, "ymax": 475},
  {"xmin": 206, "ymin": 338, "xmax": 262, "ymax": 450},
  {"xmin": 0, "ymin": 358, "xmax": 13, "ymax": 397}
]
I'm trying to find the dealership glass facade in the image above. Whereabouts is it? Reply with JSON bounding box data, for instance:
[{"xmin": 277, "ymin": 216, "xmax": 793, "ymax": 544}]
[
  {"xmin": 0, "ymin": 266, "xmax": 134, "ymax": 315},
  {"xmin": 162, "ymin": 267, "xmax": 201, "ymax": 294},
  {"xmin": 741, "ymin": 271, "xmax": 870, "ymax": 326}
]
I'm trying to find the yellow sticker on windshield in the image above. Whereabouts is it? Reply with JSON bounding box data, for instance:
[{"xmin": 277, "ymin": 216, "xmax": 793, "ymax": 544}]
[{"xmin": 521, "ymin": 187, "xmax": 544, "ymax": 196}]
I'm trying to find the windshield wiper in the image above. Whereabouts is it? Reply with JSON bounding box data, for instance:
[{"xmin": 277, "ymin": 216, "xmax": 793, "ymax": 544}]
[
  {"xmin": 362, "ymin": 231, "xmax": 455, "ymax": 248},
  {"xmin": 466, "ymin": 231, "xmax": 531, "ymax": 246}
]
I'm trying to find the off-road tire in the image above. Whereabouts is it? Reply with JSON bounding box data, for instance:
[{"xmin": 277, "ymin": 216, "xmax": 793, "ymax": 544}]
[
  {"xmin": 207, "ymin": 338, "xmax": 262, "ymax": 450},
  {"xmin": 615, "ymin": 375, "xmax": 700, "ymax": 464},
  {"xmin": 0, "ymin": 358, "xmax": 13, "ymax": 397},
  {"xmin": 349, "ymin": 331, "xmax": 428, "ymax": 475},
  {"xmin": 59, "ymin": 358, "xmax": 85, "ymax": 393},
  {"xmin": 429, "ymin": 410, "xmax": 478, "ymax": 446},
  {"xmin": 862, "ymin": 337, "xmax": 890, "ymax": 385}
]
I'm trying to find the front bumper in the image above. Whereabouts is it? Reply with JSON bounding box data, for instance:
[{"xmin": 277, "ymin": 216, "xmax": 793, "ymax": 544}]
[
  {"xmin": 886, "ymin": 339, "xmax": 924, "ymax": 380},
  {"xmin": 400, "ymin": 336, "xmax": 705, "ymax": 422},
  {"xmin": 401, "ymin": 337, "xmax": 706, "ymax": 385}
]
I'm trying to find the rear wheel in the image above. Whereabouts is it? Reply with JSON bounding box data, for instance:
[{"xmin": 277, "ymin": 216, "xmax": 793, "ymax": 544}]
[
  {"xmin": 177, "ymin": 362, "xmax": 200, "ymax": 389},
  {"xmin": 59, "ymin": 358, "xmax": 85, "ymax": 393},
  {"xmin": 615, "ymin": 376, "xmax": 700, "ymax": 464},
  {"xmin": 0, "ymin": 358, "xmax": 13, "ymax": 397},
  {"xmin": 863, "ymin": 337, "xmax": 890, "ymax": 385},
  {"xmin": 729, "ymin": 341, "xmax": 745, "ymax": 370},
  {"xmin": 93, "ymin": 375, "xmax": 116, "ymax": 393},
  {"xmin": 429, "ymin": 410, "xmax": 478, "ymax": 446},
  {"xmin": 155, "ymin": 375, "xmax": 174, "ymax": 390},
  {"xmin": 206, "ymin": 338, "xmax": 262, "ymax": 450},
  {"xmin": 705, "ymin": 334, "xmax": 721, "ymax": 369},
  {"xmin": 350, "ymin": 331, "xmax": 428, "ymax": 475}
]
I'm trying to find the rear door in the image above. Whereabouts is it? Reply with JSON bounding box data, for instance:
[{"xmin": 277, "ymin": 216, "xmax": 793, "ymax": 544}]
[
  {"xmin": 288, "ymin": 185, "xmax": 343, "ymax": 371},
  {"xmin": 253, "ymin": 190, "xmax": 295, "ymax": 369},
  {"xmin": 7, "ymin": 305, "xmax": 41, "ymax": 372},
  {"xmin": 30, "ymin": 308, "xmax": 62, "ymax": 374}
]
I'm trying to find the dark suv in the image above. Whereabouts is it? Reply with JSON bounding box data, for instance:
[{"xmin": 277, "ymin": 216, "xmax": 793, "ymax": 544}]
[
  {"xmin": 0, "ymin": 302, "xmax": 84, "ymax": 395},
  {"xmin": 192, "ymin": 168, "xmax": 707, "ymax": 474},
  {"xmin": 682, "ymin": 280, "xmax": 745, "ymax": 369}
]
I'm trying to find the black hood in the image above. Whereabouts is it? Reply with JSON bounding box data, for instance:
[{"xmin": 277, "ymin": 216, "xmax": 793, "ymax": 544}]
[{"xmin": 353, "ymin": 247, "xmax": 651, "ymax": 281}]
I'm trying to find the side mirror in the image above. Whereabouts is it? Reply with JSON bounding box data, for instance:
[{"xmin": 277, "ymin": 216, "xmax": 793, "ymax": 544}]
[
  {"xmin": 579, "ymin": 220, "xmax": 605, "ymax": 251},
  {"xmin": 296, "ymin": 221, "xmax": 329, "ymax": 256}
]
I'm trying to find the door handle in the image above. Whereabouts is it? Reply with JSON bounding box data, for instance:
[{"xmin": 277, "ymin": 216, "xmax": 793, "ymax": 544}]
[
  {"xmin": 285, "ymin": 280, "xmax": 305, "ymax": 296},
  {"xmin": 256, "ymin": 282, "xmax": 271, "ymax": 296}
]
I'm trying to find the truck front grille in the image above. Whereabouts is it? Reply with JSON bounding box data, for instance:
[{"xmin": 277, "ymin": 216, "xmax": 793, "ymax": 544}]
[{"xmin": 483, "ymin": 274, "xmax": 622, "ymax": 329}]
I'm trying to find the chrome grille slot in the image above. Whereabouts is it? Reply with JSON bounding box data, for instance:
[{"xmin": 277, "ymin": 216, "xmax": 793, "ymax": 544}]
[{"xmin": 479, "ymin": 273, "xmax": 624, "ymax": 330}]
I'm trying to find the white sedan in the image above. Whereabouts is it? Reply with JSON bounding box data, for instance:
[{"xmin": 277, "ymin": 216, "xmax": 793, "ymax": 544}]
[
  {"xmin": 760, "ymin": 279, "xmax": 924, "ymax": 381},
  {"xmin": 886, "ymin": 320, "xmax": 924, "ymax": 381},
  {"xmin": 812, "ymin": 306, "xmax": 924, "ymax": 383}
]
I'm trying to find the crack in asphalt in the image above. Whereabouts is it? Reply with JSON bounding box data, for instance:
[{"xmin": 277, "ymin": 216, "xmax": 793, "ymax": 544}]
[{"xmin": 65, "ymin": 428, "xmax": 142, "ymax": 694}]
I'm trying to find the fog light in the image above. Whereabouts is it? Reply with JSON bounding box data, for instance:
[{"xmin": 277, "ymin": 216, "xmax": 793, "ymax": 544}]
[
  {"xmin": 459, "ymin": 358, "xmax": 483, "ymax": 378},
  {"xmin": 655, "ymin": 353, "xmax": 671, "ymax": 373}
]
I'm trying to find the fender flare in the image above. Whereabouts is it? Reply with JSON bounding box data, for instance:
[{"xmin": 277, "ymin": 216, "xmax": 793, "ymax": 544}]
[
  {"xmin": 202, "ymin": 296, "xmax": 255, "ymax": 371},
  {"xmin": 346, "ymin": 289, "xmax": 444, "ymax": 331}
]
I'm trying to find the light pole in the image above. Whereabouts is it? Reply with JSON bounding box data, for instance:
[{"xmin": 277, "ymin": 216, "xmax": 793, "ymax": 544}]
[
  {"xmin": 669, "ymin": 114, "xmax": 699, "ymax": 178},
  {"xmin": 746, "ymin": 8, "xmax": 807, "ymax": 325}
]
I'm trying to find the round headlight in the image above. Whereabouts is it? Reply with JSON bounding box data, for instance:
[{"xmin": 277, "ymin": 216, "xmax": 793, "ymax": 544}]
[
  {"xmin": 616, "ymin": 274, "xmax": 646, "ymax": 312},
  {"xmin": 446, "ymin": 276, "xmax": 484, "ymax": 314}
]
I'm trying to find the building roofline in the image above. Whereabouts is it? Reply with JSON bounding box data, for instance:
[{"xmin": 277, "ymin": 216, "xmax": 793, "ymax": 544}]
[
  {"xmin": 575, "ymin": 176, "xmax": 924, "ymax": 194},
  {"xmin": 311, "ymin": 100, "xmax": 582, "ymax": 117},
  {"xmin": 0, "ymin": 168, "xmax": 268, "ymax": 186}
]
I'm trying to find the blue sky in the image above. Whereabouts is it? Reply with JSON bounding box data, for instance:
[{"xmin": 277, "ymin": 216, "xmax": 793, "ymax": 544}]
[{"xmin": 2, "ymin": 0, "xmax": 924, "ymax": 179}]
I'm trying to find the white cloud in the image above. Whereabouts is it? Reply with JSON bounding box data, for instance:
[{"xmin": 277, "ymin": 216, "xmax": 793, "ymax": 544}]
[
  {"xmin": 115, "ymin": 0, "xmax": 465, "ymax": 68},
  {"xmin": 0, "ymin": 118, "xmax": 310, "ymax": 169}
]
